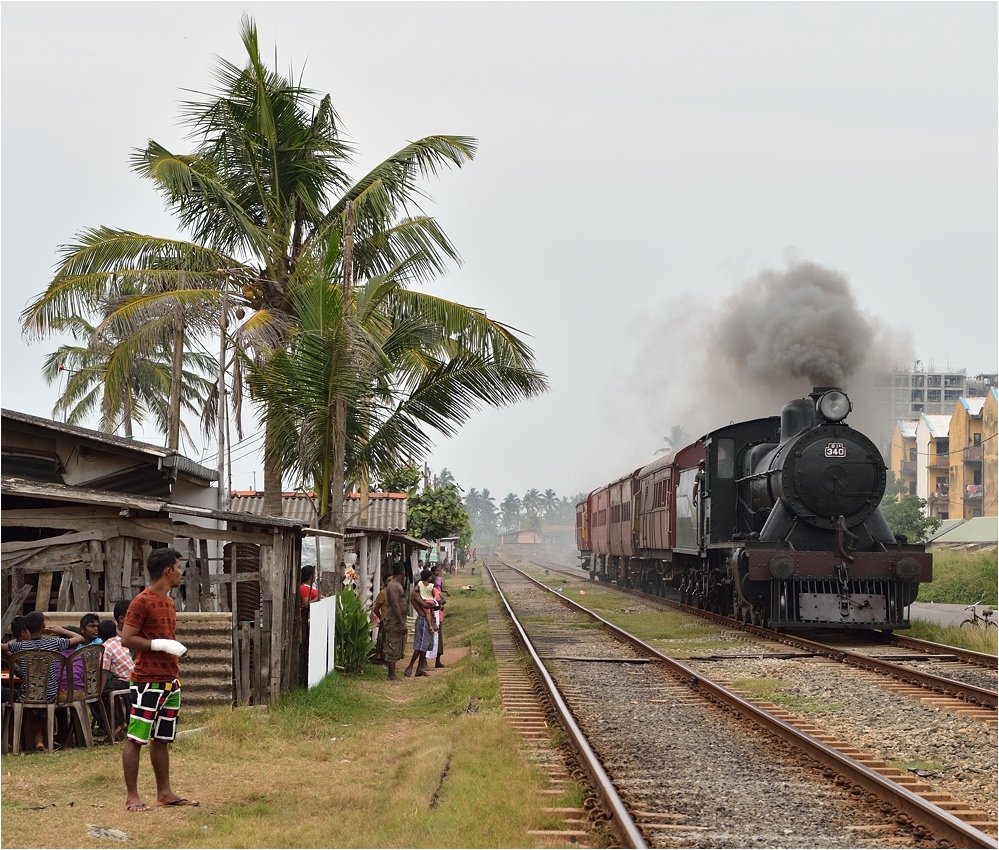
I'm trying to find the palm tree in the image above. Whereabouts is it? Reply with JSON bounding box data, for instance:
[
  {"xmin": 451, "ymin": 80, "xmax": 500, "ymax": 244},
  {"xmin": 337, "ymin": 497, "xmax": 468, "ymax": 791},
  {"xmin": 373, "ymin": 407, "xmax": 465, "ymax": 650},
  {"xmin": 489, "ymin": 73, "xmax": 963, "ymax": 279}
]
[
  {"xmin": 541, "ymin": 488, "xmax": 559, "ymax": 519},
  {"xmin": 500, "ymin": 492, "xmax": 522, "ymax": 532},
  {"xmin": 479, "ymin": 488, "xmax": 498, "ymax": 536},
  {"xmin": 40, "ymin": 290, "xmax": 216, "ymax": 446},
  {"xmin": 21, "ymin": 18, "xmax": 537, "ymax": 543},
  {"xmin": 246, "ymin": 269, "xmax": 546, "ymax": 524},
  {"xmin": 655, "ymin": 424, "xmax": 689, "ymax": 456},
  {"xmin": 522, "ymin": 488, "xmax": 541, "ymax": 516}
]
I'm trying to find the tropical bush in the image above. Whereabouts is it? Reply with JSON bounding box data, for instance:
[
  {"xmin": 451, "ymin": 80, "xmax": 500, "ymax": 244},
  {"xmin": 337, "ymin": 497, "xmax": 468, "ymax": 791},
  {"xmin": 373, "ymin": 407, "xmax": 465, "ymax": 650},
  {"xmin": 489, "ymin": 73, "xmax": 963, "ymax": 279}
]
[{"xmin": 334, "ymin": 588, "xmax": 375, "ymax": 675}]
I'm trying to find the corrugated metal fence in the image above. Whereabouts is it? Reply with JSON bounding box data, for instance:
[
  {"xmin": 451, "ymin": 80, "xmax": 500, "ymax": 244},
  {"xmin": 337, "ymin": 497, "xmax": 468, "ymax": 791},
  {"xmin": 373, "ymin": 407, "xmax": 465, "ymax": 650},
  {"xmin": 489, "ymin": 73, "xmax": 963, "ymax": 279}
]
[{"xmin": 45, "ymin": 612, "xmax": 233, "ymax": 713}]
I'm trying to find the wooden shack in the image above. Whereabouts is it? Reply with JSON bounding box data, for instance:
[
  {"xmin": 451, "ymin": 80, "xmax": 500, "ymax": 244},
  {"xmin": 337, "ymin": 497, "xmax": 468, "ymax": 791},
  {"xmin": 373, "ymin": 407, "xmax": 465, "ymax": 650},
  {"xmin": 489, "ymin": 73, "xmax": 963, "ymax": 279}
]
[{"xmin": 1, "ymin": 410, "xmax": 304, "ymax": 707}]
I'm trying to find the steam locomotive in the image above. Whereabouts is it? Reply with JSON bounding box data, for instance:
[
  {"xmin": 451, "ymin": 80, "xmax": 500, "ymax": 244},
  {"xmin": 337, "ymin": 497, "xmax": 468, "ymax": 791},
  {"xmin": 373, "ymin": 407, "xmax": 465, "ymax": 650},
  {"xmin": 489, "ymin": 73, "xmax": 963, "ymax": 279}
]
[{"xmin": 575, "ymin": 387, "xmax": 931, "ymax": 630}]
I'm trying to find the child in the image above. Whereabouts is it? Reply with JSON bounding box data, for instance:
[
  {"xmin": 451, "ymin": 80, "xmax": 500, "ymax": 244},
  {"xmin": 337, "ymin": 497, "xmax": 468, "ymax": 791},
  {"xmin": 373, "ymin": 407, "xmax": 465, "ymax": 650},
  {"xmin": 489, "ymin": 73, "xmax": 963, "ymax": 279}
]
[{"xmin": 417, "ymin": 570, "xmax": 439, "ymax": 633}]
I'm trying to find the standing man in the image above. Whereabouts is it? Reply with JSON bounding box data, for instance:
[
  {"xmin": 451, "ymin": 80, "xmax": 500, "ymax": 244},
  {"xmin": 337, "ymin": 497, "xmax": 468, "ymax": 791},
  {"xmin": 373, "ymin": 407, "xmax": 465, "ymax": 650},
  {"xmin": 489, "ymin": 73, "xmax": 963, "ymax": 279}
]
[
  {"xmin": 404, "ymin": 569, "xmax": 436, "ymax": 678},
  {"xmin": 121, "ymin": 548, "xmax": 198, "ymax": 811},
  {"xmin": 383, "ymin": 564, "xmax": 408, "ymax": 681}
]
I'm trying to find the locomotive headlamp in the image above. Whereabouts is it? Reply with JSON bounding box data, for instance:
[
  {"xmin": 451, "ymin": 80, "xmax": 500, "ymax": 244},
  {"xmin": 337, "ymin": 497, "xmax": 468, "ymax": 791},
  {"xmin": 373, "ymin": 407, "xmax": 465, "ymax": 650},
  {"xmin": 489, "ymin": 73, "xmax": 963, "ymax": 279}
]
[
  {"xmin": 817, "ymin": 390, "xmax": 851, "ymax": 422},
  {"xmin": 894, "ymin": 557, "xmax": 922, "ymax": 582}
]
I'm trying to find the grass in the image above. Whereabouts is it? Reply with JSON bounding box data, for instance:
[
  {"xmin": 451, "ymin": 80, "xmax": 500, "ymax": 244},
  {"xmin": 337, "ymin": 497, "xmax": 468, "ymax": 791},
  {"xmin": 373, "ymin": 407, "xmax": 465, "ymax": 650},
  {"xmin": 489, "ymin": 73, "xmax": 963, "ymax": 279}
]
[
  {"xmin": 0, "ymin": 569, "xmax": 583, "ymax": 849},
  {"xmin": 904, "ymin": 619, "xmax": 998, "ymax": 654},
  {"xmin": 917, "ymin": 548, "xmax": 998, "ymax": 605},
  {"xmin": 886, "ymin": 759, "xmax": 948, "ymax": 773},
  {"xmin": 730, "ymin": 677, "xmax": 842, "ymax": 714}
]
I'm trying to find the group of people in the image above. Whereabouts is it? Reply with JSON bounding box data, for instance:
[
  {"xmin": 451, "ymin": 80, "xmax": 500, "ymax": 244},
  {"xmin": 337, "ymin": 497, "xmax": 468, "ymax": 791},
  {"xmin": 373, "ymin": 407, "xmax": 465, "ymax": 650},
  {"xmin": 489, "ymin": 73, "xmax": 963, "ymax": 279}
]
[
  {"xmin": 299, "ymin": 553, "xmax": 460, "ymax": 683},
  {"xmin": 2, "ymin": 605, "xmax": 135, "ymax": 748},
  {"xmin": 2, "ymin": 546, "xmax": 198, "ymax": 812},
  {"xmin": 372, "ymin": 563, "xmax": 450, "ymax": 680}
]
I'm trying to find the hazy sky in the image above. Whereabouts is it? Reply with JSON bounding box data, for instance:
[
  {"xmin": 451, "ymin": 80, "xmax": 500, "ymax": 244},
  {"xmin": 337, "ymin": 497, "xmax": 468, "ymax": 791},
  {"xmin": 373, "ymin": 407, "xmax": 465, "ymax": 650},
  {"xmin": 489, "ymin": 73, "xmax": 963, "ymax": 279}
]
[{"xmin": 2, "ymin": 2, "xmax": 996, "ymax": 503}]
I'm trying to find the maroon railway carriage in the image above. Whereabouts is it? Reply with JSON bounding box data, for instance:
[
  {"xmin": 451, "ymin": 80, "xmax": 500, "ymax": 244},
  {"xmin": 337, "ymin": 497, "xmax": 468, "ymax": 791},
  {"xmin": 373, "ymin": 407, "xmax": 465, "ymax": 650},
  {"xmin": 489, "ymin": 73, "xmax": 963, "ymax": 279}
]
[{"xmin": 577, "ymin": 388, "xmax": 931, "ymax": 631}]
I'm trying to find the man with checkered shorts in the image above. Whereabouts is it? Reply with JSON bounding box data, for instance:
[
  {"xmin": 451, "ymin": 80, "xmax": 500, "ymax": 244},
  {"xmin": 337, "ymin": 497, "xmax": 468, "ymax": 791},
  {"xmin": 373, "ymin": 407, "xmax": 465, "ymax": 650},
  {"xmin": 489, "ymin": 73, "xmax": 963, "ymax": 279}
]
[{"xmin": 121, "ymin": 547, "xmax": 199, "ymax": 812}]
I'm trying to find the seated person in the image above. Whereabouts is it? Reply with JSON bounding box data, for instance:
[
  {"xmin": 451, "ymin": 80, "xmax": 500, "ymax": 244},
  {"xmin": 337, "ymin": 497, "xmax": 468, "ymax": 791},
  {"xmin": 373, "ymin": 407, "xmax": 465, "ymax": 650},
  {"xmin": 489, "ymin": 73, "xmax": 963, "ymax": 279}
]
[
  {"xmin": 1, "ymin": 611, "xmax": 84, "ymax": 751},
  {"xmin": 1, "ymin": 616, "xmax": 30, "ymax": 704},
  {"xmin": 57, "ymin": 626, "xmax": 86, "ymax": 746},
  {"xmin": 79, "ymin": 612, "xmax": 102, "ymax": 647},
  {"xmin": 98, "ymin": 617, "xmax": 133, "ymax": 732}
]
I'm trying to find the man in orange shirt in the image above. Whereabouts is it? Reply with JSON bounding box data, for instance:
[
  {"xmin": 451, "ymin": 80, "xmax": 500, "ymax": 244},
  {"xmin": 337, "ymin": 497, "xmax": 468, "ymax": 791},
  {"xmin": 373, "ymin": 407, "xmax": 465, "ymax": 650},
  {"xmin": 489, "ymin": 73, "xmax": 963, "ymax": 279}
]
[{"xmin": 121, "ymin": 548, "xmax": 198, "ymax": 812}]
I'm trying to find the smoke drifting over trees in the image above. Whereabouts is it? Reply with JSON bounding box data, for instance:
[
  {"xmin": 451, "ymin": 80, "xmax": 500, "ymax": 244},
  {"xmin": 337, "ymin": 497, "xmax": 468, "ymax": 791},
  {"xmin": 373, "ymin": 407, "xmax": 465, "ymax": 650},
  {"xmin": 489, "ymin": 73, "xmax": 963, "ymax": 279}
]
[{"xmin": 625, "ymin": 257, "xmax": 913, "ymax": 449}]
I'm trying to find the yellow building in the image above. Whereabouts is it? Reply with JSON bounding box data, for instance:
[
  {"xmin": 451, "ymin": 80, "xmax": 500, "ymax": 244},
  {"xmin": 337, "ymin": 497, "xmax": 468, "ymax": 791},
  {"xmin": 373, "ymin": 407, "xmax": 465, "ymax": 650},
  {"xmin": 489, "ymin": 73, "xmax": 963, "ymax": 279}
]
[
  {"xmin": 916, "ymin": 414, "xmax": 951, "ymax": 519},
  {"xmin": 948, "ymin": 397, "xmax": 985, "ymax": 519},
  {"xmin": 982, "ymin": 388, "xmax": 998, "ymax": 518},
  {"xmin": 888, "ymin": 419, "xmax": 919, "ymax": 495}
]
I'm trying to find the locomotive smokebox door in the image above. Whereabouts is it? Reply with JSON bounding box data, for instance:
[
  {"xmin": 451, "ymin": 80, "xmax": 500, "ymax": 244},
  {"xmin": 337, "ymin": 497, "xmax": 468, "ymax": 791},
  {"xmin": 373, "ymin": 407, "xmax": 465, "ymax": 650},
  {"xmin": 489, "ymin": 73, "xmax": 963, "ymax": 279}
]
[{"xmin": 776, "ymin": 425, "xmax": 887, "ymax": 530}]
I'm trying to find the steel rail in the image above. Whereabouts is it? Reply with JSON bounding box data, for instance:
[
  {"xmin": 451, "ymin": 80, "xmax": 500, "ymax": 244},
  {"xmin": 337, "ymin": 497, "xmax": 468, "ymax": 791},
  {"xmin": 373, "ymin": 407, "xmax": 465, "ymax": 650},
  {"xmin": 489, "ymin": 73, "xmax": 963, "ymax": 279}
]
[
  {"xmin": 742, "ymin": 625, "xmax": 998, "ymax": 709},
  {"xmin": 485, "ymin": 562, "xmax": 648, "ymax": 849},
  {"xmin": 888, "ymin": 634, "xmax": 998, "ymax": 669},
  {"xmin": 510, "ymin": 563, "xmax": 999, "ymax": 849}
]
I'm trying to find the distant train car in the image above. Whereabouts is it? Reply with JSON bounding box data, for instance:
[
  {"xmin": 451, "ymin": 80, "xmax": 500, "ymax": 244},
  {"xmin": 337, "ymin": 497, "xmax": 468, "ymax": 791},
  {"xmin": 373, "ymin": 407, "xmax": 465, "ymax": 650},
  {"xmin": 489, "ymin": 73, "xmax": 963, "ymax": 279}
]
[{"xmin": 577, "ymin": 387, "xmax": 931, "ymax": 631}]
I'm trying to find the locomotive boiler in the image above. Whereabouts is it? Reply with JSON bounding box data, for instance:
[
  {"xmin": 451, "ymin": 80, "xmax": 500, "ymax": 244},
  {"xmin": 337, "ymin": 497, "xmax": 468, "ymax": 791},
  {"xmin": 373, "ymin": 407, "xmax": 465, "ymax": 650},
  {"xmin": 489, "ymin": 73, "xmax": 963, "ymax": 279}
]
[{"xmin": 575, "ymin": 387, "xmax": 931, "ymax": 630}]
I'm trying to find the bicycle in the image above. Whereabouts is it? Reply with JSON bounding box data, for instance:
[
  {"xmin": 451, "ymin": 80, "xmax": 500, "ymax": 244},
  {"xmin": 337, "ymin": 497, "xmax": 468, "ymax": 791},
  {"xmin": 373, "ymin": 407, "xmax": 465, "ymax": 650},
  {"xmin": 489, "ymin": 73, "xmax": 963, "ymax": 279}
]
[{"xmin": 959, "ymin": 601, "xmax": 997, "ymax": 629}]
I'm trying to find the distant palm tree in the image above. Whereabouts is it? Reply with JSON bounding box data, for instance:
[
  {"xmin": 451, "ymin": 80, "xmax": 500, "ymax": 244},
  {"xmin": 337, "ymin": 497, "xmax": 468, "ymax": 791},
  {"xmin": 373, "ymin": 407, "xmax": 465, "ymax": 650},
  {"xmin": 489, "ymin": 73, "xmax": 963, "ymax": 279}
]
[
  {"xmin": 522, "ymin": 488, "xmax": 541, "ymax": 516},
  {"xmin": 541, "ymin": 488, "xmax": 559, "ymax": 518},
  {"xmin": 655, "ymin": 424, "xmax": 689, "ymax": 456},
  {"xmin": 500, "ymin": 492, "xmax": 522, "ymax": 531}
]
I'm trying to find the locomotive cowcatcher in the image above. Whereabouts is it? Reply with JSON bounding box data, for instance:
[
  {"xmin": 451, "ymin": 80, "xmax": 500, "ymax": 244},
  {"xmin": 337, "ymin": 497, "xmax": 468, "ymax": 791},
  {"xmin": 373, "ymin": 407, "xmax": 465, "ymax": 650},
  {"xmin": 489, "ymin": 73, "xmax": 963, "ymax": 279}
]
[{"xmin": 575, "ymin": 387, "xmax": 932, "ymax": 630}]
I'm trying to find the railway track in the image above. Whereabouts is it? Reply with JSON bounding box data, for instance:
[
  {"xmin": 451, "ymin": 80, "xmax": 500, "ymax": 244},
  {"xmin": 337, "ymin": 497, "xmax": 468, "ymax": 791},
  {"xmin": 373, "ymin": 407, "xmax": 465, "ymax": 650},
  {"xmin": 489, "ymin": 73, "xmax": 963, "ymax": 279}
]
[
  {"xmin": 489, "ymin": 556, "xmax": 998, "ymax": 849},
  {"xmin": 532, "ymin": 560, "xmax": 998, "ymax": 714}
]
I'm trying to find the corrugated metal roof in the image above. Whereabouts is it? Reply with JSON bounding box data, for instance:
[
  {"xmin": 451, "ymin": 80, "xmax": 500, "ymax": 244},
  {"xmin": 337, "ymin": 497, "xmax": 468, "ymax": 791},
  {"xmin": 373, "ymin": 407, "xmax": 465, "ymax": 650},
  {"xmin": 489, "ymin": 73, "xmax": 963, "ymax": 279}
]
[
  {"xmin": 896, "ymin": 419, "xmax": 919, "ymax": 439},
  {"xmin": 920, "ymin": 414, "xmax": 952, "ymax": 437},
  {"xmin": 959, "ymin": 397, "xmax": 986, "ymax": 415},
  {"xmin": 2, "ymin": 476, "xmax": 302, "ymax": 527},
  {"xmin": 2, "ymin": 409, "xmax": 217, "ymax": 483},
  {"xmin": 228, "ymin": 492, "xmax": 407, "ymax": 532},
  {"xmin": 929, "ymin": 516, "xmax": 998, "ymax": 545}
]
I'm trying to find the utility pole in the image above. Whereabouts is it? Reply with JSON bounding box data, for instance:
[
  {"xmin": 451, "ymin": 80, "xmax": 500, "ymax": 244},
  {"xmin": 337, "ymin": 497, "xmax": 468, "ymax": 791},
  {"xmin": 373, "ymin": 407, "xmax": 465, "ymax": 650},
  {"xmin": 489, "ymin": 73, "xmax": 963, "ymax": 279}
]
[{"xmin": 217, "ymin": 287, "xmax": 228, "ymax": 513}]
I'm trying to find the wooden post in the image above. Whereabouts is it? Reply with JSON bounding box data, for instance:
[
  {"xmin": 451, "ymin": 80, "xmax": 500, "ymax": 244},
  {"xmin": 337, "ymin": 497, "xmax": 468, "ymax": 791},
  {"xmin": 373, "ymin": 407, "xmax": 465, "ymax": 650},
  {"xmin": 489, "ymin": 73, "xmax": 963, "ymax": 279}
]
[
  {"xmin": 1, "ymin": 585, "xmax": 32, "ymax": 635},
  {"xmin": 358, "ymin": 535, "xmax": 369, "ymax": 608},
  {"xmin": 198, "ymin": 539, "xmax": 213, "ymax": 611}
]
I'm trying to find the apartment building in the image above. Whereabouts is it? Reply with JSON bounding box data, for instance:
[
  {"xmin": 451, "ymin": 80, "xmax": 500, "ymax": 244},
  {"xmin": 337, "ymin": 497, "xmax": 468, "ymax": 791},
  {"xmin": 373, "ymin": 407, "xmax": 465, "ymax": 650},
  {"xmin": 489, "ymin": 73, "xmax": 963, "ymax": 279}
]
[
  {"xmin": 948, "ymin": 397, "xmax": 985, "ymax": 520},
  {"xmin": 915, "ymin": 414, "xmax": 952, "ymax": 519},
  {"xmin": 888, "ymin": 419, "xmax": 919, "ymax": 495},
  {"xmin": 983, "ymin": 389, "xmax": 998, "ymax": 518}
]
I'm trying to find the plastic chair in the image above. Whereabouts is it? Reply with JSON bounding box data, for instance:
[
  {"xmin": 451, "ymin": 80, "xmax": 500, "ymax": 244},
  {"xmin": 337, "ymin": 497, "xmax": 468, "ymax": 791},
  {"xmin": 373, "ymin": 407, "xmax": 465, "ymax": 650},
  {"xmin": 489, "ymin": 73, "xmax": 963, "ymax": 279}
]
[
  {"xmin": 3, "ymin": 649, "xmax": 66, "ymax": 754},
  {"xmin": 104, "ymin": 687, "xmax": 132, "ymax": 742},
  {"xmin": 62, "ymin": 645, "xmax": 111, "ymax": 748}
]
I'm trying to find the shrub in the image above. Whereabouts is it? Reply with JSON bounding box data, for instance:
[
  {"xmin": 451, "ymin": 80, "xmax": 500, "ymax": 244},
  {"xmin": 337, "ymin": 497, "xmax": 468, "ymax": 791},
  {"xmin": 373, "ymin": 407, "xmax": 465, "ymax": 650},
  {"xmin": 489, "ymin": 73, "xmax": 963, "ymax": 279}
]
[{"xmin": 334, "ymin": 588, "xmax": 375, "ymax": 676}]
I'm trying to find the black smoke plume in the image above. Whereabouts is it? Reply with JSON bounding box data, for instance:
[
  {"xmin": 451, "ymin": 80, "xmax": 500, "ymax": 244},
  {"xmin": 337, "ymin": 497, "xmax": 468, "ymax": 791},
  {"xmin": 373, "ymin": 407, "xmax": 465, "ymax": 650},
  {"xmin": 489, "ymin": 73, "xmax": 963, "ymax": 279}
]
[{"xmin": 622, "ymin": 257, "xmax": 912, "ymax": 454}]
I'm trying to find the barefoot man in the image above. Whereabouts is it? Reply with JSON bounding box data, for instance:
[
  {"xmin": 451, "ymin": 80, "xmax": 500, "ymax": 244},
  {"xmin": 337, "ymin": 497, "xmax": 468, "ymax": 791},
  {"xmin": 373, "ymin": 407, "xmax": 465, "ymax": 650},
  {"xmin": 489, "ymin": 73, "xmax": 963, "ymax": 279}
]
[
  {"xmin": 383, "ymin": 563, "xmax": 408, "ymax": 680},
  {"xmin": 121, "ymin": 547, "xmax": 198, "ymax": 811}
]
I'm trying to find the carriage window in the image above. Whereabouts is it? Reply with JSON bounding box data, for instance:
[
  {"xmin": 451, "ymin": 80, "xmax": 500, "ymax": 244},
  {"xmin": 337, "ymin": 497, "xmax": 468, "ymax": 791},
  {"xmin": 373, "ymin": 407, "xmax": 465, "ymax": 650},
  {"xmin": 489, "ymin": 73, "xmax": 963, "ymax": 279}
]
[{"xmin": 716, "ymin": 439, "xmax": 734, "ymax": 479}]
